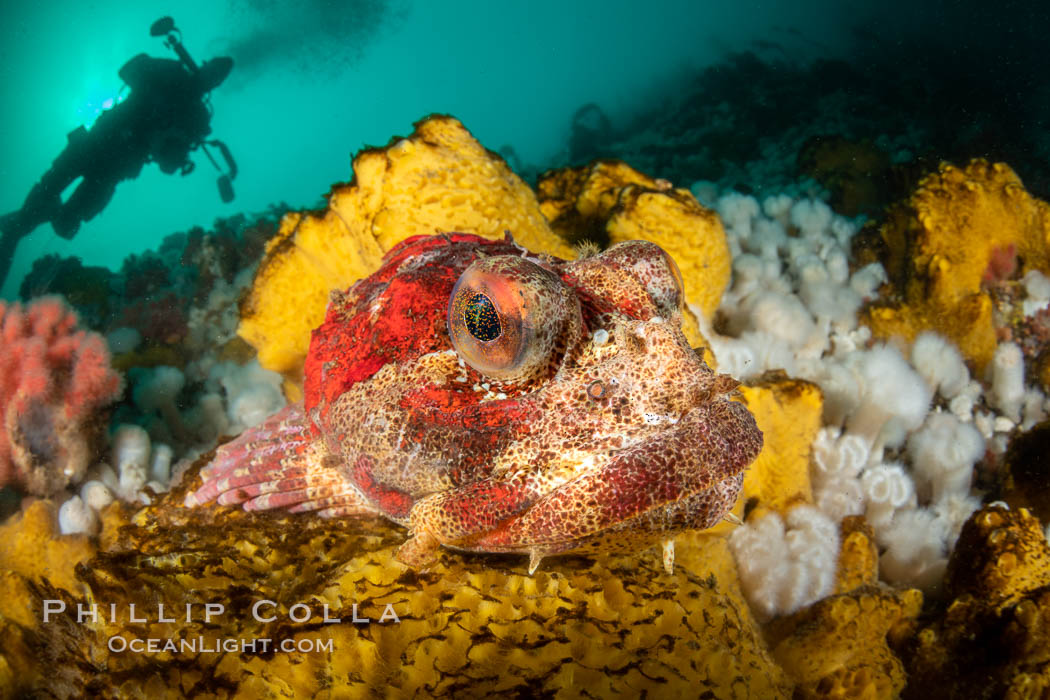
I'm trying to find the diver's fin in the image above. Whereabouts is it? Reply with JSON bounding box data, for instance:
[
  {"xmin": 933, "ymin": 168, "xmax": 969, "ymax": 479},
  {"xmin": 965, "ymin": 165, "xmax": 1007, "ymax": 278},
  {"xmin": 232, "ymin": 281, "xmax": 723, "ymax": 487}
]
[
  {"xmin": 0, "ymin": 214, "xmax": 25, "ymax": 290},
  {"xmin": 0, "ymin": 211, "xmax": 31, "ymax": 240},
  {"xmin": 185, "ymin": 402, "xmax": 376, "ymax": 518}
]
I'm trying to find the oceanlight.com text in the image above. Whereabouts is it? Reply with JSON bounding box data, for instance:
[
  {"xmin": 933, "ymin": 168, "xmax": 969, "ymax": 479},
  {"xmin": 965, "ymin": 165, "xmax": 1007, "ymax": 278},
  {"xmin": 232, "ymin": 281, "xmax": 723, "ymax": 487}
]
[{"xmin": 107, "ymin": 636, "xmax": 335, "ymax": 654}]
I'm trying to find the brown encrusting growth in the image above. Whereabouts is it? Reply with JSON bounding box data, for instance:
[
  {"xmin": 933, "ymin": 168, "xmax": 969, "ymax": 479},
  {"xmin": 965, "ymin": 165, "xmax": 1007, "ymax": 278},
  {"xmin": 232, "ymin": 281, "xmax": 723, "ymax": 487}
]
[
  {"xmin": 0, "ymin": 475, "xmax": 792, "ymax": 698},
  {"xmin": 904, "ymin": 505, "xmax": 1050, "ymax": 699}
]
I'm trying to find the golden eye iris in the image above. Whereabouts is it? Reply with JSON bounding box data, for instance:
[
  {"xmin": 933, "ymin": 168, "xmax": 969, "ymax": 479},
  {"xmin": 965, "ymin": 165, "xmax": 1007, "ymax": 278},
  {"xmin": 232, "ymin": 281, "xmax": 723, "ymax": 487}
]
[
  {"xmin": 448, "ymin": 255, "xmax": 580, "ymax": 382},
  {"xmin": 463, "ymin": 293, "xmax": 501, "ymax": 342}
]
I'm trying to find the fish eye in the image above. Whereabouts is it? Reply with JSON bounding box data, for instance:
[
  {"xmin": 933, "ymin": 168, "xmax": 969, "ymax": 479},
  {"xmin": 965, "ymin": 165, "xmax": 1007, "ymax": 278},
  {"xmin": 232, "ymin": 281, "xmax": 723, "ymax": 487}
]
[
  {"xmin": 448, "ymin": 255, "xmax": 578, "ymax": 382},
  {"xmin": 461, "ymin": 292, "xmax": 502, "ymax": 342}
]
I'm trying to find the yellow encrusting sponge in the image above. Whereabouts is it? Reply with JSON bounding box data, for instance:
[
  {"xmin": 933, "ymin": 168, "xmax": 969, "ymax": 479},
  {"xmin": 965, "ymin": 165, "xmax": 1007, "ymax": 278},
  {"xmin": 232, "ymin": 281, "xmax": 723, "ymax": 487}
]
[{"xmin": 238, "ymin": 116, "xmax": 574, "ymax": 397}]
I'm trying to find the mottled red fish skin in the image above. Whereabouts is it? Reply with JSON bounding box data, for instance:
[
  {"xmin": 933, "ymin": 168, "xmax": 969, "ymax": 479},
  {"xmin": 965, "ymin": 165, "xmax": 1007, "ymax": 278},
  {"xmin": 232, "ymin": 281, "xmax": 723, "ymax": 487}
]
[
  {"xmin": 467, "ymin": 401, "xmax": 757, "ymax": 554},
  {"xmin": 396, "ymin": 387, "xmax": 541, "ymax": 484},
  {"xmin": 303, "ymin": 233, "xmax": 525, "ymax": 429},
  {"xmin": 349, "ymin": 455, "xmax": 414, "ymax": 519},
  {"xmin": 561, "ymin": 268, "xmax": 652, "ymax": 322}
]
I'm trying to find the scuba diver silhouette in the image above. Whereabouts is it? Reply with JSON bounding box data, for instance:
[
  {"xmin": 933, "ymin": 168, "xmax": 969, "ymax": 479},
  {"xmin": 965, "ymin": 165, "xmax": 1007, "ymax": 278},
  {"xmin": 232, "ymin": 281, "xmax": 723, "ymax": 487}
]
[{"xmin": 0, "ymin": 17, "xmax": 237, "ymax": 290}]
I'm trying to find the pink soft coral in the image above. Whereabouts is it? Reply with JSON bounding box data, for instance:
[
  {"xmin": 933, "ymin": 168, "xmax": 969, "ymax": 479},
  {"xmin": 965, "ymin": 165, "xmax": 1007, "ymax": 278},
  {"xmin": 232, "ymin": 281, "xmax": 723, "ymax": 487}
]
[{"xmin": 0, "ymin": 297, "xmax": 123, "ymax": 496}]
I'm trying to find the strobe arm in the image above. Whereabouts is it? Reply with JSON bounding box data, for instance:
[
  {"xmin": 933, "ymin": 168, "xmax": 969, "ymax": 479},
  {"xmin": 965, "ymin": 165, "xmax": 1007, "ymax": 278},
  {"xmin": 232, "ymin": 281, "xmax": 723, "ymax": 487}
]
[{"xmin": 149, "ymin": 16, "xmax": 199, "ymax": 73}]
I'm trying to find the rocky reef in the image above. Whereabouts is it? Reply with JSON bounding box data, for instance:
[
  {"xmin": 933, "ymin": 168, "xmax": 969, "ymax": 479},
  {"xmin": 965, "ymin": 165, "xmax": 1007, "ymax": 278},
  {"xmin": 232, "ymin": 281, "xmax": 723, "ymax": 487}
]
[
  {"xmin": 0, "ymin": 469, "xmax": 793, "ymax": 698},
  {"xmin": 860, "ymin": 160, "xmax": 1050, "ymax": 377},
  {"xmin": 2, "ymin": 115, "xmax": 1050, "ymax": 698},
  {"xmin": 905, "ymin": 504, "xmax": 1050, "ymax": 699}
]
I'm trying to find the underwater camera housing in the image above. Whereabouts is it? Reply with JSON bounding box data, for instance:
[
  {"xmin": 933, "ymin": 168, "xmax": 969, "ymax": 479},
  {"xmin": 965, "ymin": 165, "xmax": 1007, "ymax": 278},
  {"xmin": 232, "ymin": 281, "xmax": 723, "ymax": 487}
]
[
  {"xmin": 150, "ymin": 16, "xmax": 198, "ymax": 73},
  {"xmin": 149, "ymin": 16, "xmax": 237, "ymax": 203}
]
